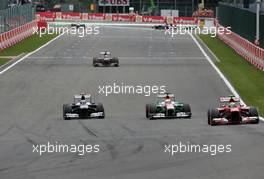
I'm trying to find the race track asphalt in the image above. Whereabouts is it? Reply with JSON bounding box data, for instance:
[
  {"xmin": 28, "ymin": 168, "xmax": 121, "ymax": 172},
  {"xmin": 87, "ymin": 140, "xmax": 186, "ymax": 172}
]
[{"xmin": 0, "ymin": 26, "xmax": 263, "ymax": 179}]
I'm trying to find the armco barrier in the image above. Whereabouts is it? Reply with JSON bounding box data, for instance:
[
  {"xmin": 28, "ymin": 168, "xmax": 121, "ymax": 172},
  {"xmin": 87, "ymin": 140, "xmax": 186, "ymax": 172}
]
[
  {"xmin": 36, "ymin": 12, "xmax": 198, "ymax": 26},
  {"xmin": 0, "ymin": 21, "xmax": 37, "ymax": 52},
  {"xmin": 216, "ymin": 22, "xmax": 264, "ymax": 71}
]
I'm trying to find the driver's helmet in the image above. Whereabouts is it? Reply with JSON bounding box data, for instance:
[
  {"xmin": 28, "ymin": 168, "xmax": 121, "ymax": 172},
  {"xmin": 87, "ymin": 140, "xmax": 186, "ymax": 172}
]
[
  {"xmin": 80, "ymin": 95, "xmax": 86, "ymax": 105},
  {"xmin": 81, "ymin": 94, "xmax": 85, "ymax": 100},
  {"xmin": 229, "ymin": 102, "xmax": 236, "ymax": 108},
  {"xmin": 165, "ymin": 98, "xmax": 172, "ymax": 105},
  {"xmin": 229, "ymin": 97, "xmax": 235, "ymax": 102}
]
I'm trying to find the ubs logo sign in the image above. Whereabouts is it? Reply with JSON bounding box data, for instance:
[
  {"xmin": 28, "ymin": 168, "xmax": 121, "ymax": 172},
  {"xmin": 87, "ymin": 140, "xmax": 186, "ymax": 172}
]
[{"xmin": 99, "ymin": 0, "xmax": 130, "ymax": 6}]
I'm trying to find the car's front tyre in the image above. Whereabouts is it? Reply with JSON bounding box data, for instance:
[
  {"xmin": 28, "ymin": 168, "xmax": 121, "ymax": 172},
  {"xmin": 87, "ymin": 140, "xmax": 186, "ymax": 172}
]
[
  {"xmin": 182, "ymin": 103, "xmax": 191, "ymax": 118},
  {"xmin": 93, "ymin": 57, "xmax": 99, "ymax": 67},
  {"xmin": 208, "ymin": 108, "xmax": 220, "ymax": 126},
  {"xmin": 146, "ymin": 104, "xmax": 156, "ymax": 120},
  {"xmin": 249, "ymin": 107, "xmax": 259, "ymax": 124},
  {"xmin": 96, "ymin": 103, "xmax": 105, "ymax": 119},
  {"xmin": 63, "ymin": 104, "xmax": 72, "ymax": 120},
  {"xmin": 113, "ymin": 57, "xmax": 119, "ymax": 67}
]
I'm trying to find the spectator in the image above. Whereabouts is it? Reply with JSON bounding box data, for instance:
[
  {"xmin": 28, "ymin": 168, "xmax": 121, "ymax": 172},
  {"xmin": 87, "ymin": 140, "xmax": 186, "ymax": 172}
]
[
  {"xmin": 21, "ymin": 0, "xmax": 32, "ymax": 5},
  {"xmin": 8, "ymin": 0, "xmax": 19, "ymax": 8},
  {"xmin": 9, "ymin": 0, "xmax": 32, "ymax": 6}
]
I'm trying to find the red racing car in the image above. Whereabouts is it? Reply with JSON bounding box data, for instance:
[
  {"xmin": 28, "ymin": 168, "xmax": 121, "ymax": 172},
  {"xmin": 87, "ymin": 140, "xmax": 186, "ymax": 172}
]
[{"xmin": 208, "ymin": 96, "xmax": 260, "ymax": 126}]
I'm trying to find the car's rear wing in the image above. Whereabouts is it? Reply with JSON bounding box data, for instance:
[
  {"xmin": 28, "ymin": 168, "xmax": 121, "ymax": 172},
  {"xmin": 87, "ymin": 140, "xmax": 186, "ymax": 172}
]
[
  {"xmin": 74, "ymin": 94, "xmax": 91, "ymax": 103},
  {"xmin": 100, "ymin": 51, "xmax": 111, "ymax": 55},
  {"xmin": 157, "ymin": 93, "xmax": 174, "ymax": 98},
  {"xmin": 220, "ymin": 97, "xmax": 240, "ymax": 103}
]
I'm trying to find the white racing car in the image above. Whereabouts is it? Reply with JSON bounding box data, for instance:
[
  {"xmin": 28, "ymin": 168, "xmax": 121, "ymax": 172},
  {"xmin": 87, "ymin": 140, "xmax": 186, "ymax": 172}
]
[{"xmin": 63, "ymin": 94, "xmax": 105, "ymax": 120}]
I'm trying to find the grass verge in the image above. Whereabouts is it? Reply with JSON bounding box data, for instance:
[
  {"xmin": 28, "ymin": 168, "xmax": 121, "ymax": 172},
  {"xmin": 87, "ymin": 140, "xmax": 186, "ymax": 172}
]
[
  {"xmin": 0, "ymin": 59, "xmax": 10, "ymax": 66},
  {"xmin": 0, "ymin": 33, "xmax": 58, "ymax": 65},
  {"xmin": 199, "ymin": 35, "xmax": 264, "ymax": 116}
]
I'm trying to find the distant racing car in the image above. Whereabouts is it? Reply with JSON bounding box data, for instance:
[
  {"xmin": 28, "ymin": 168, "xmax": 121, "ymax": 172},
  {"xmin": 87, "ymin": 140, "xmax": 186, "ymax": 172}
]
[
  {"xmin": 146, "ymin": 93, "xmax": 192, "ymax": 120},
  {"xmin": 63, "ymin": 94, "xmax": 105, "ymax": 120},
  {"xmin": 93, "ymin": 51, "xmax": 119, "ymax": 67},
  {"xmin": 207, "ymin": 95, "xmax": 259, "ymax": 125},
  {"xmin": 152, "ymin": 23, "xmax": 173, "ymax": 30},
  {"xmin": 70, "ymin": 22, "xmax": 86, "ymax": 29}
]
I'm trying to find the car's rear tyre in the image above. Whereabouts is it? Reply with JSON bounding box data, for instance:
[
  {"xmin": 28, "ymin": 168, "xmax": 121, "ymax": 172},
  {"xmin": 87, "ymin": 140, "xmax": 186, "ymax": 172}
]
[
  {"xmin": 96, "ymin": 103, "xmax": 105, "ymax": 119},
  {"xmin": 182, "ymin": 103, "xmax": 191, "ymax": 118},
  {"xmin": 249, "ymin": 107, "xmax": 259, "ymax": 124},
  {"xmin": 63, "ymin": 104, "xmax": 72, "ymax": 120},
  {"xmin": 208, "ymin": 108, "xmax": 220, "ymax": 126}
]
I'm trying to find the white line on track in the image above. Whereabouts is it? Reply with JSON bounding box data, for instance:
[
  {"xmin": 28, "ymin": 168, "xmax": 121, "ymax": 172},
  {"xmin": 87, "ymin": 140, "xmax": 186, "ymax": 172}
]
[
  {"xmin": 27, "ymin": 56, "xmax": 205, "ymax": 60},
  {"xmin": 0, "ymin": 53, "xmax": 25, "ymax": 69},
  {"xmin": 195, "ymin": 35, "xmax": 221, "ymax": 62},
  {"xmin": 190, "ymin": 33, "xmax": 264, "ymax": 122},
  {"xmin": 103, "ymin": 26, "xmax": 153, "ymax": 31},
  {"xmin": 0, "ymin": 33, "xmax": 63, "ymax": 75},
  {"xmin": 0, "ymin": 56, "xmax": 17, "ymax": 58},
  {"xmin": 49, "ymin": 21, "xmax": 155, "ymax": 27}
]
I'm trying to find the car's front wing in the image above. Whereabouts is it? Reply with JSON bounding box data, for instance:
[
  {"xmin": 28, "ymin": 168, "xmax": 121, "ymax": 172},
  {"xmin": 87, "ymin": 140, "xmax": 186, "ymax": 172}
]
[
  {"xmin": 211, "ymin": 116, "xmax": 259, "ymax": 125},
  {"xmin": 150, "ymin": 112, "xmax": 191, "ymax": 119},
  {"xmin": 65, "ymin": 112, "xmax": 104, "ymax": 119}
]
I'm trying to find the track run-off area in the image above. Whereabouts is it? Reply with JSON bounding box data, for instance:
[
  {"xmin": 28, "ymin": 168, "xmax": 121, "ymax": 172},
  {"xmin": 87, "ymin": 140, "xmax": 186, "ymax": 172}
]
[{"xmin": 0, "ymin": 26, "xmax": 263, "ymax": 179}]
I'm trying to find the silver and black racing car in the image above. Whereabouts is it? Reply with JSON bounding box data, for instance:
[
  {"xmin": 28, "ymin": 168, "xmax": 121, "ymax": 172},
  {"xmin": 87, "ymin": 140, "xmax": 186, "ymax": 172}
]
[
  {"xmin": 70, "ymin": 22, "xmax": 86, "ymax": 29},
  {"xmin": 93, "ymin": 51, "xmax": 119, "ymax": 67},
  {"xmin": 152, "ymin": 24, "xmax": 172, "ymax": 30},
  {"xmin": 63, "ymin": 94, "xmax": 105, "ymax": 120}
]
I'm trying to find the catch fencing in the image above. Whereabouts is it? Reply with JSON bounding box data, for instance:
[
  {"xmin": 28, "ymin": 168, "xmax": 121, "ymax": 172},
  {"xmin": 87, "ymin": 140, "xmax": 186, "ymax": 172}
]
[
  {"xmin": 0, "ymin": 20, "xmax": 37, "ymax": 51},
  {"xmin": 0, "ymin": 4, "xmax": 36, "ymax": 52},
  {"xmin": 0, "ymin": 3, "xmax": 35, "ymax": 34}
]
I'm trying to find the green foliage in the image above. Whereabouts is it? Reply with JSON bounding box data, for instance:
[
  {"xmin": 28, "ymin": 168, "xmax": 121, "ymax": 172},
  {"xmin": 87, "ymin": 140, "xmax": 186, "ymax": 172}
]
[
  {"xmin": 0, "ymin": 59, "xmax": 9, "ymax": 66},
  {"xmin": 0, "ymin": 33, "xmax": 58, "ymax": 66}
]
